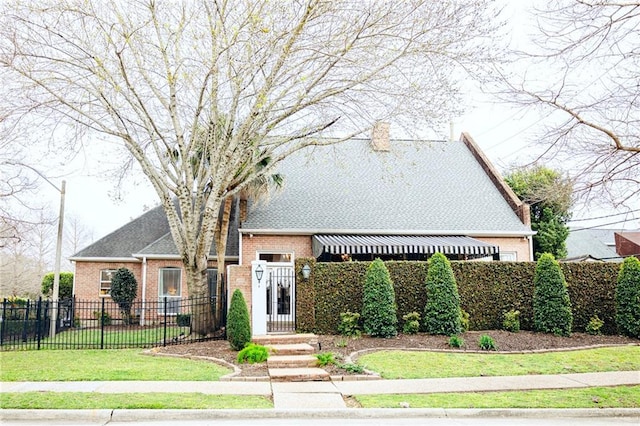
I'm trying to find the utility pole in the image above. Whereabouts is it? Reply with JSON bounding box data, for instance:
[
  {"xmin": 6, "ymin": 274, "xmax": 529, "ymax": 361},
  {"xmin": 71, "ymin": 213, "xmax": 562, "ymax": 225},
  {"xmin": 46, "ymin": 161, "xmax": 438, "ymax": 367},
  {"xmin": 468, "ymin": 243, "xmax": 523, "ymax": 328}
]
[{"xmin": 50, "ymin": 180, "xmax": 66, "ymax": 338}]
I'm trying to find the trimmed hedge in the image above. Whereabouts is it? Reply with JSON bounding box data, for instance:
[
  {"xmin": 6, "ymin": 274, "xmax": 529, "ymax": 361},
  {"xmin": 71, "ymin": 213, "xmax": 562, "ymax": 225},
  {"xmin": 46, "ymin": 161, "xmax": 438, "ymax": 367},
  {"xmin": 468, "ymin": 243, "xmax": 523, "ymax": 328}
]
[{"xmin": 296, "ymin": 258, "xmax": 622, "ymax": 336}]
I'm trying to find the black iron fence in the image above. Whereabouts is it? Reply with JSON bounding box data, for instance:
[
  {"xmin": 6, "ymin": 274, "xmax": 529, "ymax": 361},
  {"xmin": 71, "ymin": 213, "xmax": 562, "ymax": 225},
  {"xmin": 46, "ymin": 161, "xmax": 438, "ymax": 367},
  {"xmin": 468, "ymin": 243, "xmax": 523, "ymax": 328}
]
[{"xmin": 0, "ymin": 295, "xmax": 226, "ymax": 350}]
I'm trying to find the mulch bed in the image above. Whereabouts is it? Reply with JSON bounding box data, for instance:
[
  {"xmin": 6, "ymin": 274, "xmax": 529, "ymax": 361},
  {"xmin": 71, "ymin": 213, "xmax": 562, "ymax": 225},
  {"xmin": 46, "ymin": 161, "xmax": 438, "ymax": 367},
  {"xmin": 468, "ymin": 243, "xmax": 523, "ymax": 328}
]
[{"xmin": 149, "ymin": 331, "xmax": 638, "ymax": 378}]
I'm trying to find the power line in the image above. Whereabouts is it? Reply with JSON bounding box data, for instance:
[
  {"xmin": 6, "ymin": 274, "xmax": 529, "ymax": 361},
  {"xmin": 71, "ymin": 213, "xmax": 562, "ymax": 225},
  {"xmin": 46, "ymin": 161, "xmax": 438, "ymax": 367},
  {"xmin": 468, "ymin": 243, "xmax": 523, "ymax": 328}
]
[
  {"xmin": 569, "ymin": 217, "xmax": 640, "ymax": 232},
  {"xmin": 568, "ymin": 208, "xmax": 640, "ymax": 222}
]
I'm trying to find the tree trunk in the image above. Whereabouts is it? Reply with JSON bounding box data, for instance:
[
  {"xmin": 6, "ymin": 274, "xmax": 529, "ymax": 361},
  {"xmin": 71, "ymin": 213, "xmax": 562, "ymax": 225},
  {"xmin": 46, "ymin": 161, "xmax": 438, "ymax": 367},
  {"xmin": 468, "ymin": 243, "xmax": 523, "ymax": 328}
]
[
  {"xmin": 184, "ymin": 263, "xmax": 212, "ymax": 336},
  {"xmin": 214, "ymin": 197, "xmax": 233, "ymax": 330}
]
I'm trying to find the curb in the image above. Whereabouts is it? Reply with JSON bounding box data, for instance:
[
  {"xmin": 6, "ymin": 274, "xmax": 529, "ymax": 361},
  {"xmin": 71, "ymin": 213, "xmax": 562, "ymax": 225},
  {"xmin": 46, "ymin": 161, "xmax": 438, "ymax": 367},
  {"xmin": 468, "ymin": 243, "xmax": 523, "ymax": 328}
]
[{"xmin": 2, "ymin": 408, "xmax": 639, "ymax": 422}]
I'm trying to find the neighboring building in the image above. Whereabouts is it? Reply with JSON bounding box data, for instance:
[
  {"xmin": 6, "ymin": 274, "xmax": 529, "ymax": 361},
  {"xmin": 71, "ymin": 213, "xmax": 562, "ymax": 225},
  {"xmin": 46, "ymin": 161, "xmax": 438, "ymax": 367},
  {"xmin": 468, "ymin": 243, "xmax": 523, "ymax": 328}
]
[
  {"xmin": 564, "ymin": 228, "xmax": 638, "ymax": 262},
  {"xmin": 615, "ymin": 231, "xmax": 640, "ymax": 259},
  {"xmin": 72, "ymin": 127, "xmax": 535, "ymax": 332}
]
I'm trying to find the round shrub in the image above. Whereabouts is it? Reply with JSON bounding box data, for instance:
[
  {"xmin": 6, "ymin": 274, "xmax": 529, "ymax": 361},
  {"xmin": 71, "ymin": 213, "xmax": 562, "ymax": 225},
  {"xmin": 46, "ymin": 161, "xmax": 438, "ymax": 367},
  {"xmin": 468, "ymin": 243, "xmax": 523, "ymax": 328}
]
[
  {"xmin": 423, "ymin": 252, "xmax": 462, "ymax": 335},
  {"xmin": 41, "ymin": 272, "xmax": 74, "ymax": 299},
  {"xmin": 615, "ymin": 256, "xmax": 640, "ymax": 338},
  {"xmin": 362, "ymin": 258, "xmax": 398, "ymax": 337},
  {"xmin": 227, "ymin": 289, "xmax": 251, "ymax": 350},
  {"xmin": 533, "ymin": 253, "xmax": 572, "ymax": 336}
]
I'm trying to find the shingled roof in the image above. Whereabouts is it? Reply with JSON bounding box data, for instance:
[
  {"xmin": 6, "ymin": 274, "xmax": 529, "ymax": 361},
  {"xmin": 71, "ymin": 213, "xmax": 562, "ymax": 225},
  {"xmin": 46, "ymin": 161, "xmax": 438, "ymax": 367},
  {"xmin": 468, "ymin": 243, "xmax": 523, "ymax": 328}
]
[
  {"xmin": 241, "ymin": 136, "xmax": 532, "ymax": 235},
  {"xmin": 71, "ymin": 200, "xmax": 240, "ymax": 259}
]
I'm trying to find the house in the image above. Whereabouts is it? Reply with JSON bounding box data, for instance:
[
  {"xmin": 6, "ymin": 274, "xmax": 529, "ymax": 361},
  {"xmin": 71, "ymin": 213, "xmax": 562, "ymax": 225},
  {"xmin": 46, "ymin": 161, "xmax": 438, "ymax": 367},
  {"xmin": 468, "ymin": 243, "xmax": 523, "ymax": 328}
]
[
  {"xmin": 615, "ymin": 231, "xmax": 640, "ymax": 259},
  {"xmin": 71, "ymin": 126, "xmax": 534, "ymax": 333},
  {"xmin": 564, "ymin": 228, "xmax": 628, "ymax": 262}
]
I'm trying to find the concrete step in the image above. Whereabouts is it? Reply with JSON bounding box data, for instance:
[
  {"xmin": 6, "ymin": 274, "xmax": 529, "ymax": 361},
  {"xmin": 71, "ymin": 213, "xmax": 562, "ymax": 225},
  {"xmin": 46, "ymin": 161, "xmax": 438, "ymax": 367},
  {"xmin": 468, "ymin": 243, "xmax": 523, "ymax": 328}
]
[
  {"xmin": 268, "ymin": 343, "xmax": 314, "ymax": 356},
  {"xmin": 252, "ymin": 333, "xmax": 318, "ymax": 346},
  {"xmin": 267, "ymin": 354, "xmax": 318, "ymax": 369},
  {"xmin": 269, "ymin": 367, "xmax": 330, "ymax": 382}
]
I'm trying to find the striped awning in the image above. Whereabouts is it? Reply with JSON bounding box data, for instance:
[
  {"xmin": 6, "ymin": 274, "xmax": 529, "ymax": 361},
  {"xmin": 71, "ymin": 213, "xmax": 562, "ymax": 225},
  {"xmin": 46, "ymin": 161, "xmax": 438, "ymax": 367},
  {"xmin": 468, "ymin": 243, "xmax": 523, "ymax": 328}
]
[{"xmin": 312, "ymin": 235, "xmax": 499, "ymax": 258}]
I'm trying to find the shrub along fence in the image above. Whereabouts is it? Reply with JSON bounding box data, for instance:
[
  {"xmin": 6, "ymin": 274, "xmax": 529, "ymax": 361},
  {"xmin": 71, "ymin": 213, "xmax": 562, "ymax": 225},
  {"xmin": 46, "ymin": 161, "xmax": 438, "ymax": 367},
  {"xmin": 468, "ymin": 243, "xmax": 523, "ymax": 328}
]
[
  {"xmin": 0, "ymin": 295, "xmax": 225, "ymax": 350},
  {"xmin": 295, "ymin": 258, "xmax": 621, "ymax": 335}
]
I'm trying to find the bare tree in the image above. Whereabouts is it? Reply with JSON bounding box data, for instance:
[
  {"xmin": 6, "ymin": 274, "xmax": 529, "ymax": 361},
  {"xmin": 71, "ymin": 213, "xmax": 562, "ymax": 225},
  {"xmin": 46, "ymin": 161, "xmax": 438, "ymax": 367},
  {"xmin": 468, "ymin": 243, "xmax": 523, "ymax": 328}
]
[
  {"xmin": 0, "ymin": 0, "xmax": 500, "ymax": 334},
  {"xmin": 495, "ymin": 1, "xmax": 640, "ymax": 208}
]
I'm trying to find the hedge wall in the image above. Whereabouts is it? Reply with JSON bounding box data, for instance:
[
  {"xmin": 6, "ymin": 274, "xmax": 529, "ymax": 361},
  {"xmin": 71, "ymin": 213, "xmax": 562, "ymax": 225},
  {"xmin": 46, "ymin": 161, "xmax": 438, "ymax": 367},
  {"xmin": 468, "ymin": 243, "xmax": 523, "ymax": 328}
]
[{"xmin": 295, "ymin": 259, "xmax": 621, "ymax": 335}]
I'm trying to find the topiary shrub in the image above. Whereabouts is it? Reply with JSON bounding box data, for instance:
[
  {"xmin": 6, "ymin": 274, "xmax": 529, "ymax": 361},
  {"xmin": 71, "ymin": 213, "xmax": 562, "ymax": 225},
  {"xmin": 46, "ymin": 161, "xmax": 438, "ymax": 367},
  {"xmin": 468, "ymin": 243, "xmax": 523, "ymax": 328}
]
[
  {"xmin": 459, "ymin": 308, "xmax": 470, "ymax": 332},
  {"xmin": 338, "ymin": 311, "xmax": 362, "ymax": 337},
  {"xmin": 110, "ymin": 268, "xmax": 138, "ymax": 325},
  {"xmin": 533, "ymin": 253, "xmax": 573, "ymax": 336},
  {"xmin": 423, "ymin": 253, "xmax": 462, "ymax": 335},
  {"xmin": 402, "ymin": 312, "xmax": 421, "ymax": 334},
  {"xmin": 615, "ymin": 256, "xmax": 640, "ymax": 338},
  {"xmin": 227, "ymin": 289, "xmax": 251, "ymax": 350},
  {"xmin": 362, "ymin": 258, "xmax": 398, "ymax": 337},
  {"xmin": 585, "ymin": 315, "xmax": 604, "ymax": 335},
  {"xmin": 502, "ymin": 309, "xmax": 521, "ymax": 333}
]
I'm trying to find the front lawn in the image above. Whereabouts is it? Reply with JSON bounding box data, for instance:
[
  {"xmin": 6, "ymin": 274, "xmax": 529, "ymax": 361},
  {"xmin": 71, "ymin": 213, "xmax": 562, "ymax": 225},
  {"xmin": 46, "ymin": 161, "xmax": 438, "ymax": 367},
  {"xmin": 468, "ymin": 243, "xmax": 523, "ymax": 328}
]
[
  {"xmin": 0, "ymin": 392, "xmax": 272, "ymax": 409},
  {"xmin": 357, "ymin": 346, "xmax": 640, "ymax": 379},
  {"xmin": 0, "ymin": 349, "xmax": 231, "ymax": 381},
  {"xmin": 355, "ymin": 385, "xmax": 640, "ymax": 409}
]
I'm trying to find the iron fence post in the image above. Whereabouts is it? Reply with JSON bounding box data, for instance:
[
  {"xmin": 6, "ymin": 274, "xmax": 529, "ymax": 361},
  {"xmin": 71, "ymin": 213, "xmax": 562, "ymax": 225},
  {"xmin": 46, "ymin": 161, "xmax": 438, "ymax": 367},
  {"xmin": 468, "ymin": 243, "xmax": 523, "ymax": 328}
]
[
  {"xmin": 163, "ymin": 297, "xmax": 167, "ymax": 346},
  {"xmin": 100, "ymin": 297, "xmax": 105, "ymax": 349},
  {"xmin": 0, "ymin": 299, "xmax": 6, "ymax": 347},
  {"xmin": 36, "ymin": 297, "xmax": 43, "ymax": 350},
  {"xmin": 21, "ymin": 300, "xmax": 31, "ymax": 343}
]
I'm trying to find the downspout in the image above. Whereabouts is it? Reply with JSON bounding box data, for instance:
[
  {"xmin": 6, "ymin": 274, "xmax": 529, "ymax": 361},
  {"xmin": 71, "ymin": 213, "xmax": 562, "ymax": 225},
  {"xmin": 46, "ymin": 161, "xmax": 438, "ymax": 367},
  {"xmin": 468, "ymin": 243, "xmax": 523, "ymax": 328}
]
[
  {"xmin": 528, "ymin": 236, "xmax": 534, "ymax": 262},
  {"xmin": 141, "ymin": 257, "xmax": 147, "ymax": 326},
  {"xmin": 238, "ymin": 230, "xmax": 243, "ymax": 266}
]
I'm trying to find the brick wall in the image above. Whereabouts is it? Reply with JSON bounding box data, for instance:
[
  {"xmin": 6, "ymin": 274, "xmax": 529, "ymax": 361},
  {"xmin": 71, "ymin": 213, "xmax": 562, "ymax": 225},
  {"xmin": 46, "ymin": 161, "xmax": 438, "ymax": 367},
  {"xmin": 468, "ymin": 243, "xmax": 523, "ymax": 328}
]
[
  {"xmin": 227, "ymin": 264, "xmax": 252, "ymax": 320},
  {"xmin": 73, "ymin": 258, "xmax": 228, "ymax": 301},
  {"xmin": 241, "ymin": 234, "xmax": 313, "ymax": 263}
]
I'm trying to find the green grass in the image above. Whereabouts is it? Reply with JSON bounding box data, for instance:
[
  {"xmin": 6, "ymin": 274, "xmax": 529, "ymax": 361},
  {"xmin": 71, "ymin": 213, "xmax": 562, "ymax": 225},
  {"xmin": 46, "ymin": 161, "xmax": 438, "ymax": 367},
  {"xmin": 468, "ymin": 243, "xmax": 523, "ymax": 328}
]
[
  {"xmin": 356, "ymin": 385, "xmax": 640, "ymax": 409},
  {"xmin": 0, "ymin": 392, "xmax": 272, "ymax": 409},
  {"xmin": 0, "ymin": 349, "xmax": 231, "ymax": 381},
  {"xmin": 357, "ymin": 346, "xmax": 640, "ymax": 379}
]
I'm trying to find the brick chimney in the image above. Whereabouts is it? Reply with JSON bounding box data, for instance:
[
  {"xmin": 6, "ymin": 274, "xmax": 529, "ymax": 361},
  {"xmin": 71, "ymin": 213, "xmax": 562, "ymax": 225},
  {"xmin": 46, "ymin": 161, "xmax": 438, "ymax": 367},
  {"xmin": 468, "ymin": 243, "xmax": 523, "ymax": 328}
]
[{"xmin": 371, "ymin": 121, "xmax": 390, "ymax": 151}]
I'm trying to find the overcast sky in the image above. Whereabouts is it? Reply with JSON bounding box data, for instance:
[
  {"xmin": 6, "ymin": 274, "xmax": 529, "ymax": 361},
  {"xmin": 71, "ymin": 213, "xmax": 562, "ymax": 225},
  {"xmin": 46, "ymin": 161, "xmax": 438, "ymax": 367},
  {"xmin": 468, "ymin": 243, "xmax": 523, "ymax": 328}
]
[{"xmin": 30, "ymin": 1, "xmax": 639, "ymax": 246}]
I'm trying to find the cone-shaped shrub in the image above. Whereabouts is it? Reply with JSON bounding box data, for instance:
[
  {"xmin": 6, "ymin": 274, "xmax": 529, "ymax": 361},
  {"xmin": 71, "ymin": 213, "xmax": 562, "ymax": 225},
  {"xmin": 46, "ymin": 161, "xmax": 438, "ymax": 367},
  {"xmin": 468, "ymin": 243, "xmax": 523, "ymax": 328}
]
[
  {"xmin": 227, "ymin": 289, "xmax": 251, "ymax": 350},
  {"xmin": 110, "ymin": 267, "xmax": 137, "ymax": 325},
  {"xmin": 423, "ymin": 252, "xmax": 462, "ymax": 335},
  {"xmin": 533, "ymin": 253, "xmax": 572, "ymax": 336},
  {"xmin": 616, "ymin": 256, "xmax": 640, "ymax": 338},
  {"xmin": 362, "ymin": 258, "xmax": 398, "ymax": 337}
]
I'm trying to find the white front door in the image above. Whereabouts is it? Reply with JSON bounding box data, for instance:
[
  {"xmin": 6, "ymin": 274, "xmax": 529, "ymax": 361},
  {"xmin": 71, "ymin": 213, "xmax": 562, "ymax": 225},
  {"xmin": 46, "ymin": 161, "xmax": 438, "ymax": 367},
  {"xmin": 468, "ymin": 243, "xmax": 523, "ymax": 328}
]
[{"xmin": 266, "ymin": 266, "xmax": 295, "ymax": 331}]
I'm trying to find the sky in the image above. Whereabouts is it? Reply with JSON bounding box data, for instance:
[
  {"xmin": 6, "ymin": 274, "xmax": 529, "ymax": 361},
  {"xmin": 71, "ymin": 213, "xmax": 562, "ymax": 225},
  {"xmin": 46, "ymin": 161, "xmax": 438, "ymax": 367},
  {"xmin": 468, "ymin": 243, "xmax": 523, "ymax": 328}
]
[{"xmin": 25, "ymin": 1, "xmax": 640, "ymax": 249}]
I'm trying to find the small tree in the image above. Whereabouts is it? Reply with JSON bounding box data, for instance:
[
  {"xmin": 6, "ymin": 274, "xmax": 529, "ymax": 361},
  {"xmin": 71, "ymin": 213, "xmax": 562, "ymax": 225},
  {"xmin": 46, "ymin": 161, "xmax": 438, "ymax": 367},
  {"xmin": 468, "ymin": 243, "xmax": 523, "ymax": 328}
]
[
  {"xmin": 423, "ymin": 252, "xmax": 462, "ymax": 335},
  {"xmin": 110, "ymin": 268, "xmax": 138, "ymax": 325},
  {"xmin": 615, "ymin": 256, "xmax": 640, "ymax": 338},
  {"xmin": 41, "ymin": 272, "xmax": 74, "ymax": 300},
  {"xmin": 533, "ymin": 253, "xmax": 572, "ymax": 336},
  {"xmin": 362, "ymin": 258, "xmax": 397, "ymax": 338},
  {"xmin": 227, "ymin": 289, "xmax": 251, "ymax": 350}
]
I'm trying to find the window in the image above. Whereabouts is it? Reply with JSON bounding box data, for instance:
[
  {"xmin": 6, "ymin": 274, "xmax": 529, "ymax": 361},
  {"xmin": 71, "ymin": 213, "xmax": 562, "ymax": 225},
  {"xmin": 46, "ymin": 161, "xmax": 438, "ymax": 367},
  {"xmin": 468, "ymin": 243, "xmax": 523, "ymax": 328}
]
[
  {"xmin": 99, "ymin": 269, "xmax": 117, "ymax": 297},
  {"xmin": 159, "ymin": 268, "xmax": 181, "ymax": 314},
  {"xmin": 500, "ymin": 252, "xmax": 517, "ymax": 261},
  {"xmin": 258, "ymin": 252, "xmax": 293, "ymax": 263},
  {"xmin": 207, "ymin": 268, "xmax": 218, "ymax": 299}
]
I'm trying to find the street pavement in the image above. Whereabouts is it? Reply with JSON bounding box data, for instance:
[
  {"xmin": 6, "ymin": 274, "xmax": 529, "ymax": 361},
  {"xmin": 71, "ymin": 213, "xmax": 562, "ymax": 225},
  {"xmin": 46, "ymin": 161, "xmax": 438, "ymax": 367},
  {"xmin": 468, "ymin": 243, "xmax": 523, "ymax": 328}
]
[{"xmin": 1, "ymin": 370, "xmax": 639, "ymax": 424}]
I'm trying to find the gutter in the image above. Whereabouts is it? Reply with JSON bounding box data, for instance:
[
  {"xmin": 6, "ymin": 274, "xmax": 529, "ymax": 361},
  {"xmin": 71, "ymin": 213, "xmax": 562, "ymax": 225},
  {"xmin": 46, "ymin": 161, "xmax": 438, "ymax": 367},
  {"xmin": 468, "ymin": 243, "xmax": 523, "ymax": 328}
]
[
  {"xmin": 239, "ymin": 228, "xmax": 536, "ymax": 238},
  {"xmin": 69, "ymin": 257, "xmax": 141, "ymax": 263}
]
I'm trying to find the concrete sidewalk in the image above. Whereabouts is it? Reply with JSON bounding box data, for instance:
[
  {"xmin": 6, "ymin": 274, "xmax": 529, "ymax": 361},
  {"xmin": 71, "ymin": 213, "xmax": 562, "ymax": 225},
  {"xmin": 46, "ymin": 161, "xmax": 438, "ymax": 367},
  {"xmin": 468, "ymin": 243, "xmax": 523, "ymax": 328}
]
[{"xmin": 2, "ymin": 370, "xmax": 639, "ymax": 410}]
